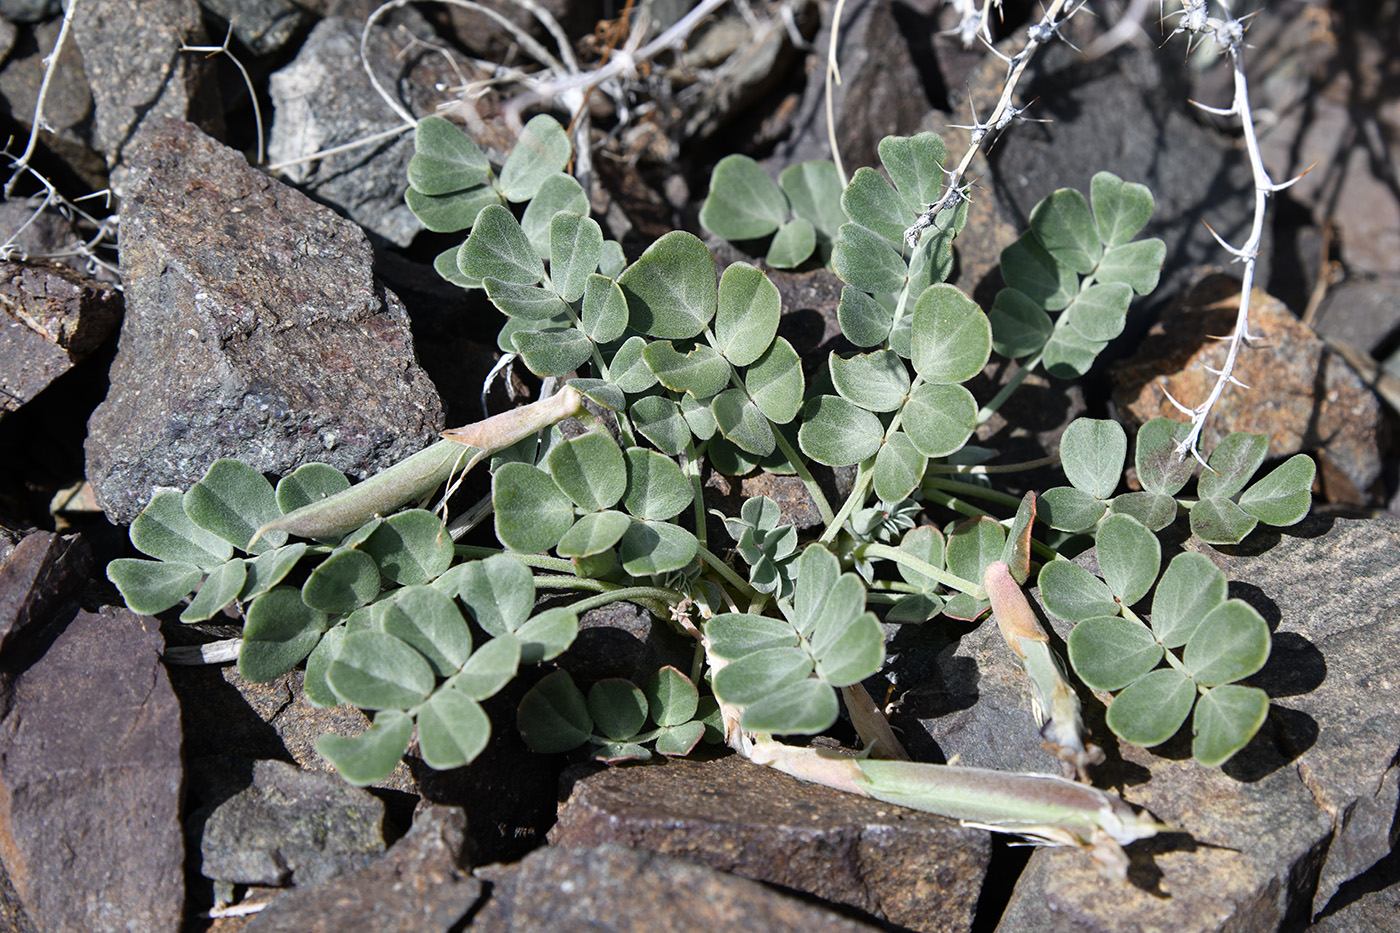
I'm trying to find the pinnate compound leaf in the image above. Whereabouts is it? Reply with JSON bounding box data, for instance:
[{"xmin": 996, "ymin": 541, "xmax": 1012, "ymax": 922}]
[
  {"xmin": 1239, "ymin": 454, "xmax": 1315, "ymax": 526},
  {"xmin": 841, "ymin": 167, "xmax": 908, "ymax": 244},
  {"xmin": 831, "ymin": 223, "xmax": 907, "ymax": 295},
  {"xmin": 514, "ymin": 607, "xmax": 579, "ymax": 663},
  {"xmin": 276, "ymin": 464, "xmax": 351, "ymax": 516},
  {"xmin": 302, "ymin": 547, "xmax": 380, "ymax": 613},
  {"xmin": 1060, "ymin": 418, "xmax": 1126, "ymax": 500},
  {"xmin": 779, "ymin": 160, "xmax": 847, "ymax": 241},
  {"xmin": 497, "ymin": 114, "xmax": 570, "ymax": 202},
  {"xmin": 1038, "ymin": 559, "xmax": 1119, "ymax": 623},
  {"xmin": 454, "ymin": 553, "xmax": 535, "ymax": 637},
  {"xmin": 714, "ymin": 262, "xmax": 780, "ymax": 366},
  {"xmin": 745, "ymin": 337, "xmax": 804, "ymax": 425},
  {"xmin": 1090, "ymin": 172, "xmax": 1154, "ymax": 247},
  {"xmin": 1000, "ymin": 233, "xmax": 1076, "ymax": 312},
  {"xmin": 837, "ymin": 287, "xmax": 894, "ymax": 347},
  {"xmin": 618, "ymin": 231, "xmax": 716, "ymax": 339},
  {"xmin": 239, "ymin": 586, "xmax": 329, "ymax": 682},
  {"xmin": 642, "ymin": 341, "xmax": 730, "ymax": 399},
  {"xmin": 1183, "ymin": 599, "xmax": 1269, "ymax": 686},
  {"xmin": 682, "ymin": 393, "xmax": 718, "ymax": 440},
  {"xmin": 706, "ymin": 612, "xmax": 798, "ymax": 657},
  {"xmin": 1038, "ymin": 486, "xmax": 1106, "ymax": 532},
  {"xmin": 813, "ymin": 611, "xmax": 884, "ymax": 687},
  {"xmin": 1063, "ymin": 282, "xmax": 1132, "ymax": 342},
  {"xmin": 317, "ymin": 710, "xmax": 412, "ymax": 786},
  {"xmin": 1192, "ymin": 685, "xmax": 1269, "ymax": 766},
  {"xmin": 361, "ymin": 510, "xmax": 453, "ymax": 586},
  {"xmin": 184, "ymin": 459, "xmax": 285, "ymax": 554},
  {"xmin": 548, "ymin": 211, "xmax": 603, "ymax": 301},
  {"xmin": 1030, "ymin": 188, "xmax": 1102, "ymax": 274},
  {"xmin": 647, "ymin": 667, "xmax": 700, "ymax": 726},
  {"xmin": 512, "ymin": 328, "xmax": 592, "ymax": 378},
  {"xmin": 131, "ymin": 488, "xmax": 232, "ymax": 569},
  {"xmin": 792, "ymin": 545, "xmax": 850, "ymax": 637},
  {"xmin": 1068, "ymin": 616, "xmax": 1163, "ymax": 691},
  {"xmin": 829, "ymin": 349, "xmax": 910, "ymax": 412},
  {"xmin": 1095, "ymin": 513, "xmax": 1160, "ymax": 606},
  {"xmin": 740, "ymin": 678, "xmax": 839, "ymax": 735},
  {"xmin": 623, "ymin": 448, "xmax": 693, "ymax": 521},
  {"xmin": 1108, "ymin": 491, "xmax": 1178, "ymax": 532},
  {"xmin": 902, "ymin": 383, "xmax": 977, "ymax": 458},
  {"xmin": 911, "ymin": 284, "xmax": 992, "ymax": 385},
  {"xmin": 460, "ymin": 204, "xmax": 543, "ymax": 285},
  {"xmin": 712, "ymin": 389, "xmax": 776, "ymax": 456},
  {"xmin": 108, "ymin": 559, "xmax": 202, "ymax": 615},
  {"xmin": 520, "ymin": 173, "xmax": 589, "ymax": 258},
  {"xmin": 1096, "ymin": 239, "xmax": 1166, "ymax": 296},
  {"xmin": 713, "ymin": 646, "xmax": 813, "ymax": 706},
  {"xmin": 180, "ymin": 558, "xmax": 247, "ymax": 623},
  {"xmin": 1106, "ymin": 668, "xmax": 1195, "ymax": 747},
  {"xmin": 1199, "ymin": 432, "xmax": 1269, "ymax": 500},
  {"xmin": 547, "ymin": 430, "xmax": 626, "ymax": 512},
  {"xmin": 588, "ymin": 679, "xmax": 649, "ymax": 740},
  {"xmin": 1134, "ymin": 417, "xmax": 1194, "ymax": 497},
  {"xmin": 327, "ymin": 630, "xmax": 436, "ymax": 709},
  {"xmin": 303, "ymin": 624, "xmax": 345, "ymax": 708},
  {"xmin": 408, "ymin": 116, "xmax": 490, "ymax": 194},
  {"xmin": 1150, "ymin": 552, "xmax": 1227, "ymax": 648},
  {"xmin": 486, "ymin": 278, "xmax": 572, "ymax": 320},
  {"xmin": 1042, "ymin": 326, "xmax": 1108, "ymax": 379},
  {"xmin": 699, "ymin": 154, "xmax": 787, "ymax": 239},
  {"xmin": 767, "ymin": 218, "xmax": 816, "ymax": 268},
  {"xmin": 798, "ymin": 395, "xmax": 883, "ymax": 466},
  {"xmin": 607, "ymin": 336, "xmax": 659, "ymax": 393},
  {"xmin": 873, "ymin": 432, "xmax": 926, "ymax": 504},
  {"xmin": 581, "ymin": 274, "xmax": 628, "ymax": 343},
  {"xmin": 1189, "ymin": 497, "xmax": 1259, "ymax": 546},
  {"xmin": 405, "ymin": 185, "xmax": 502, "ymax": 234},
  {"xmin": 517, "ymin": 669, "xmax": 591, "ymax": 753},
  {"xmin": 618, "ymin": 521, "xmax": 698, "ymax": 575},
  {"xmin": 989, "ymin": 288, "xmax": 1054, "ymax": 359},
  {"xmin": 378, "ymin": 585, "xmax": 472, "ymax": 677},
  {"xmin": 417, "ymin": 687, "xmax": 491, "ymax": 770},
  {"xmin": 493, "ymin": 463, "xmax": 575, "ymax": 554},
  {"xmin": 451, "ymin": 633, "xmax": 520, "ymax": 700},
  {"xmin": 629, "ymin": 397, "xmax": 690, "ymax": 455},
  {"xmin": 556, "ymin": 510, "xmax": 630, "ymax": 559},
  {"xmin": 879, "ymin": 132, "xmax": 947, "ymax": 215}
]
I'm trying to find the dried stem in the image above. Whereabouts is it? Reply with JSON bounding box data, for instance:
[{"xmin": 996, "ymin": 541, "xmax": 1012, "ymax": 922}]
[{"xmin": 5, "ymin": 0, "xmax": 79, "ymax": 196}]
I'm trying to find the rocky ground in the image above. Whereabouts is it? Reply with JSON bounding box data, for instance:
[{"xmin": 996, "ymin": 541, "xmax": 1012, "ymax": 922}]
[{"xmin": 0, "ymin": 0, "xmax": 1398, "ymax": 930}]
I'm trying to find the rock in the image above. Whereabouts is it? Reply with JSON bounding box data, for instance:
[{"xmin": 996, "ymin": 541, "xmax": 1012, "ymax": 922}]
[
  {"xmin": 196, "ymin": 0, "xmax": 309, "ymax": 56},
  {"xmin": 555, "ymin": 599, "xmax": 694, "ymax": 685},
  {"xmin": 85, "ymin": 118, "xmax": 444, "ymax": 525},
  {"xmin": 268, "ymin": 16, "xmax": 457, "ymax": 247},
  {"xmin": 195, "ymin": 759, "xmax": 388, "ymax": 887},
  {"xmin": 471, "ymin": 842, "xmax": 884, "ymax": 931},
  {"xmin": 0, "ymin": 529, "xmax": 92, "ymax": 656},
  {"xmin": 0, "ymin": 0, "xmax": 58, "ymax": 22},
  {"xmin": 907, "ymin": 515, "xmax": 1400, "ymax": 931},
  {"xmin": 1310, "ymin": 852, "xmax": 1400, "ymax": 933},
  {"xmin": 0, "ymin": 607, "xmax": 184, "ymax": 932},
  {"xmin": 772, "ymin": 0, "xmax": 935, "ymax": 173},
  {"xmin": 1111, "ymin": 276, "xmax": 1385, "ymax": 504},
  {"xmin": 549, "ymin": 754, "xmax": 990, "ymax": 931},
  {"xmin": 70, "ymin": 0, "xmax": 219, "ymax": 178},
  {"xmin": 242, "ymin": 803, "xmax": 480, "ymax": 932},
  {"xmin": 1310, "ymin": 279, "xmax": 1400, "ymax": 359},
  {"xmin": 0, "ymin": 261, "xmax": 122, "ymax": 418}
]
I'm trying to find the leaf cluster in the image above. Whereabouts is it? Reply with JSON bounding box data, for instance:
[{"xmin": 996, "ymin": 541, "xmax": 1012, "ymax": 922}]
[{"xmin": 699, "ymin": 155, "xmax": 847, "ymax": 267}]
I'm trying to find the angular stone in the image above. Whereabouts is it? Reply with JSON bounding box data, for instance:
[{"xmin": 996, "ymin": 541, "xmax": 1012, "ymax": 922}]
[
  {"xmin": 196, "ymin": 759, "xmax": 387, "ymax": 887},
  {"xmin": 0, "ymin": 858, "xmax": 38, "ymax": 933},
  {"xmin": 549, "ymin": 754, "xmax": 990, "ymax": 931},
  {"xmin": 907, "ymin": 515, "xmax": 1400, "ymax": 931},
  {"xmin": 85, "ymin": 119, "xmax": 444, "ymax": 524},
  {"xmin": 196, "ymin": 0, "xmax": 309, "ymax": 56},
  {"xmin": 268, "ymin": 16, "xmax": 459, "ymax": 247},
  {"xmin": 243, "ymin": 804, "xmax": 480, "ymax": 933},
  {"xmin": 0, "ymin": 530, "xmax": 92, "ymax": 657},
  {"xmin": 0, "ymin": 16, "xmax": 96, "ymax": 177},
  {"xmin": 0, "ymin": 262, "xmax": 122, "ymax": 417},
  {"xmin": 1112, "ymin": 277, "xmax": 1385, "ymax": 503},
  {"xmin": 1311, "ymin": 280, "xmax": 1400, "ymax": 359},
  {"xmin": 0, "ymin": 607, "xmax": 184, "ymax": 932},
  {"xmin": 472, "ymin": 842, "xmax": 883, "ymax": 931},
  {"xmin": 555, "ymin": 599, "xmax": 694, "ymax": 685},
  {"xmin": 71, "ymin": 0, "xmax": 218, "ymax": 175}
]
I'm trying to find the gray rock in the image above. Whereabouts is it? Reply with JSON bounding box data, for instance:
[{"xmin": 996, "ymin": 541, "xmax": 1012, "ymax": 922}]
[
  {"xmin": 0, "ymin": 261, "xmax": 122, "ymax": 418},
  {"xmin": 70, "ymin": 0, "xmax": 218, "ymax": 177},
  {"xmin": 242, "ymin": 803, "xmax": 480, "ymax": 933},
  {"xmin": 1310, "ymin": 860, "xmax": 1400, "ymax": 933},
  {"xmin": 556, "ymin": 599, "xmax": 696, "ymax": 685},
  {"xmin": 0, "ymin": 858, "xmax": 38, "ymax": 933},
  {"xmin": 1311, "ymin": 279, "xmax": 1400, "ymax": 359},
  {"xmin": 0, "ymin": 530, "xmax": 92, "ymax": 656},
  {"xmin": 0, "ymin": 606, "xmax": 184, "ymax": 932},
  {"xmin": 549, "ymin": 754, "xmax": 990, "ymax": 931},
  {"xmin": 268, "ymin": 16, "xmax": 458, "ymax": 247},
  {"xmin": 197, "ymin": 0, "xmax": 309, "ymax": 56},
  {"xmin": 85, "ymin": 118, "xmax": 444, "ymax": 525},
  {"xmin": 0, "ymin": 0, "xmax": 57, "ymax": 22},
  {"xmin": 472, "ymin": 842, "xmax": 883, "ymax": 931},
  {"xmin": 197, "ymin": 759, "xmax": 387, "ymax": 887},
  {"xmin": 905, "ymin": 515, "xmax": 1400, "ymax": 931}
]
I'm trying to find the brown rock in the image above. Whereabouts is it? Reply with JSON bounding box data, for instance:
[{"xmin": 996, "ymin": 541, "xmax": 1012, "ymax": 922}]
[
  {"xmin": 0, "ymin": 530, "xmax": 92, "ymax": 656},
  {"xmin": 549, "ymin": 754, "xmax": 990, "ymax": 931},
  {"xmin": 1111, "ymin": 275, "xmax": 1384, "ymax": 502}
]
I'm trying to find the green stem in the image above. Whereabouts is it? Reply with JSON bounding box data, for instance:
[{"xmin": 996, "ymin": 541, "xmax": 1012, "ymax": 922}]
[
  {"xmin": 684, "ymin": 433, "xmax": 708, "ymax": 550},
  {"xmin": 857, "ymin": 542, "xmax": 979, "ymax": 595},
  {"xmin": 923, "ymin": 476, "xmax": 1024, "ymax": 509},
  {"xmin": 772, "ymin": 427, "xmax": 835, "ymax": 526},
  {"xmin": 1122, "ymin": 604, "xmax": 1188, "ymax": 674},
  {"xmin": 565, "ymin": 586, "xmax": 684, "ymax": 615},
  {"xmin": 697, "ymin": 546, "xmax": 758, "ymax": 600},
  {"xmin": 456, "ymin": 546, "xmax": 575, "ymax": 574},
  {"xmin": 819, "ymin": 458, "xmax": 874, "ymax": 545},
  {"xmin": 977, "ymin": 353, "xmax": 1042, "ymax": 424}
]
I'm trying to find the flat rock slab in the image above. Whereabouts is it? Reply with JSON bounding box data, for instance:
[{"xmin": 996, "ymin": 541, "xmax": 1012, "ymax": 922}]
[
  {"xmin": 86, "ymin": 118, "xmax": 443, "ymax": 524},
  {"xmin": 0, "ymin": 262, "xmax": 122, "ymax": 417},
  {"xmin": 0, "ymin": 530, "xmax": 92, "ymax": 655},
  {"xmin": 0, "ymin": 607, "xmax": 184, "ymax": 932},
  {"xmin": 901, "ymin": 515, "xmax": 1400, "ymax": 932},
  {"xmin": 196, "ymin": 758, "xmax": 387, "ymax": 887},
  {"xmin": 243, "ymin": 804, "xmax": 479, "ymax": 933},
  {"xmin": 549, "ymin": 753, "xmax": 990, "ymax": 931},
  {"xmin": 472, "ymin": 842, "xmax": 883, "ymax": 931}
]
